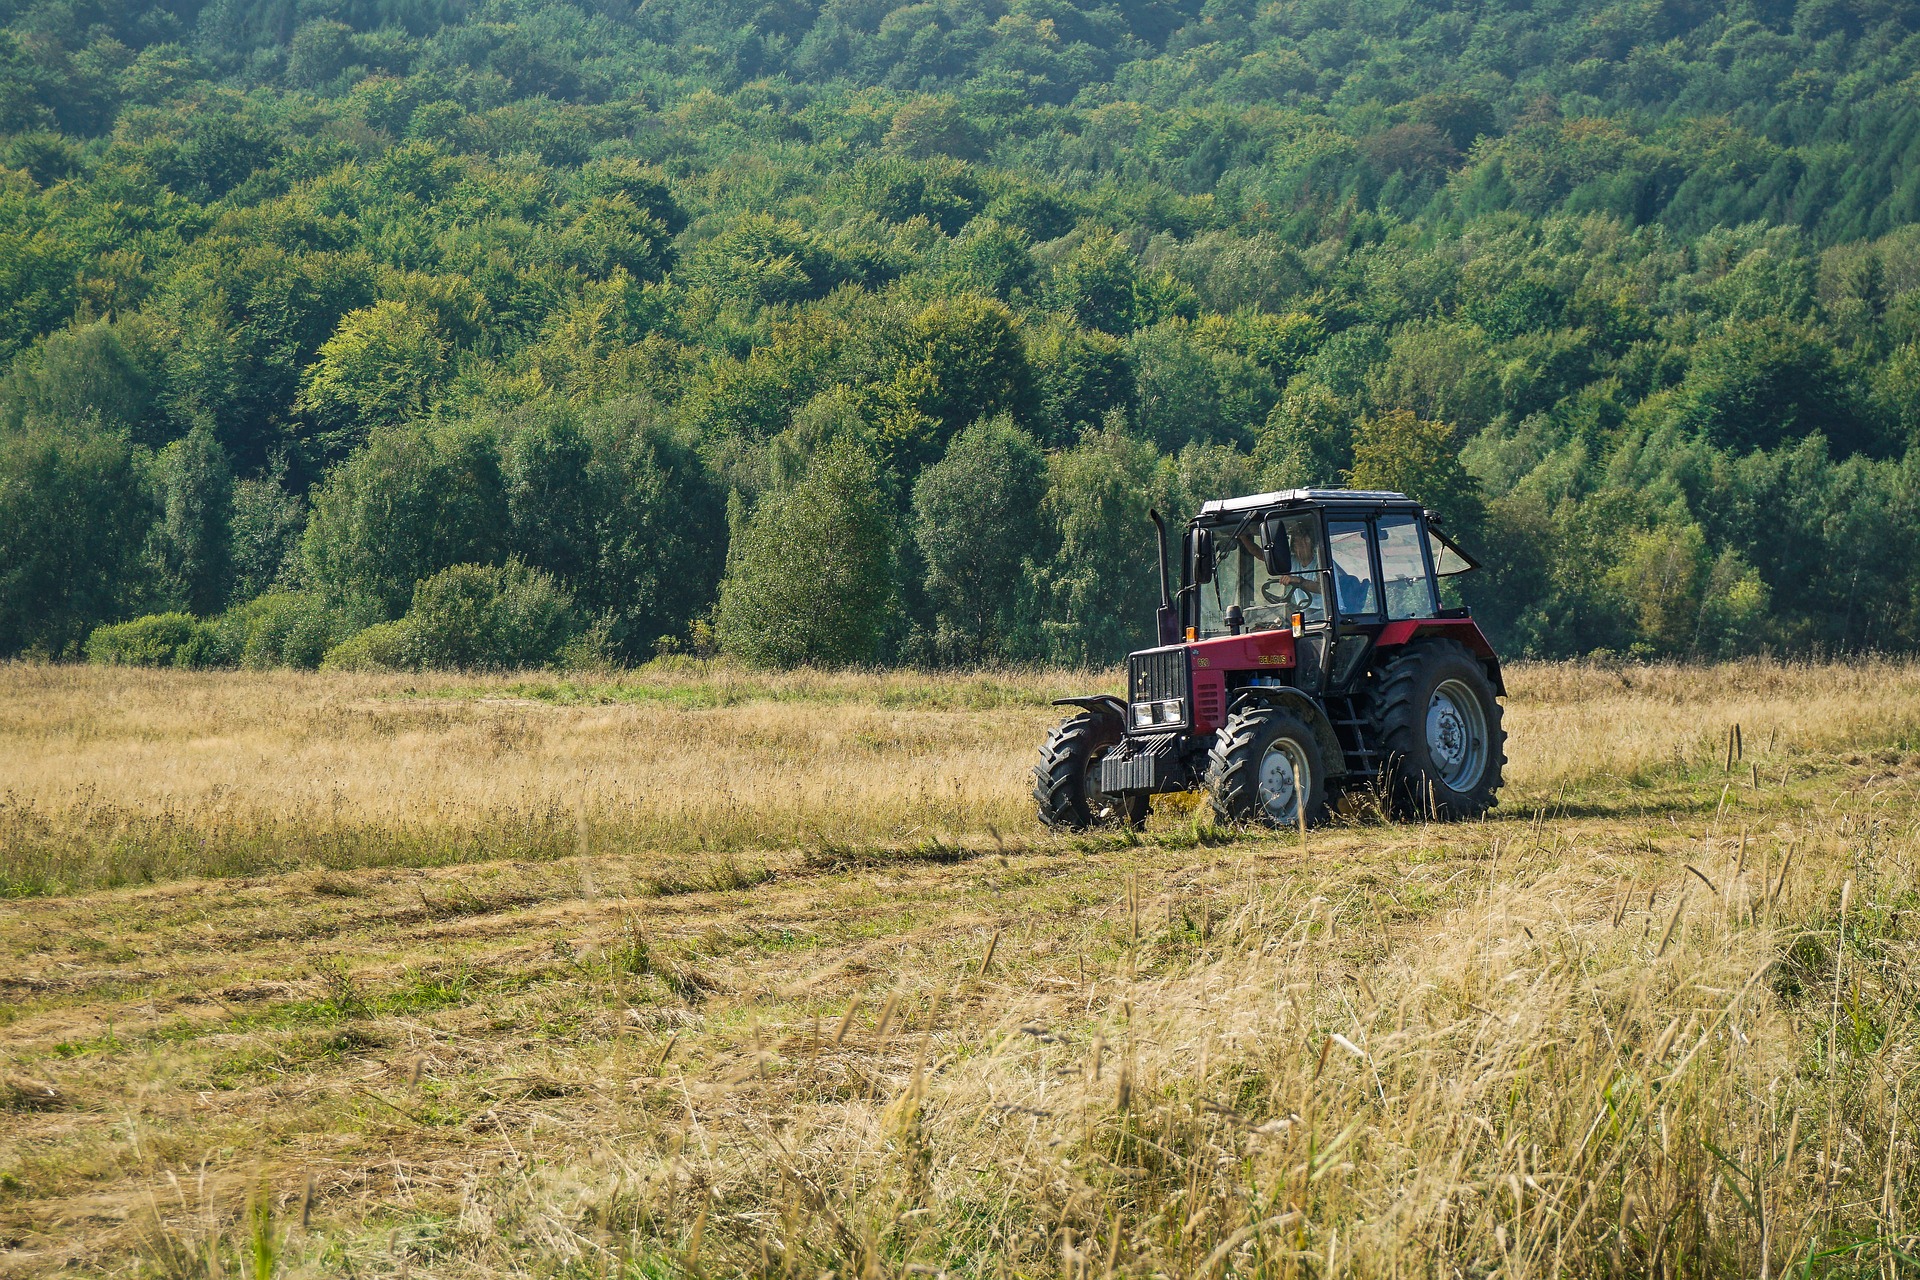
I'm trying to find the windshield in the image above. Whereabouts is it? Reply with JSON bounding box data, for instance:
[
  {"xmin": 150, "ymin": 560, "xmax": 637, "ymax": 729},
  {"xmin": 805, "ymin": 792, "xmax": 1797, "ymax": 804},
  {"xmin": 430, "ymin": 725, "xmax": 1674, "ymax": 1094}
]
[{"xmin": 1195, "ymin": 514, "xmax": 1327, "ymax": 638}]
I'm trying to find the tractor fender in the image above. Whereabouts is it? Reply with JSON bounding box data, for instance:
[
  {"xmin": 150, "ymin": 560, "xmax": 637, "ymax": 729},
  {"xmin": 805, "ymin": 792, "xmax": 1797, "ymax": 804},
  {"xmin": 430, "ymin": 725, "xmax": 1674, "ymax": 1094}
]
[
  {"xmin": 1376, "ymin": 619, "xmax": 1506, "ymax": 695},
  {"xmin": 1225, "ymin": 687, "xmax": 1349, "ymax": 778},
  {"xmin": 1051, "ymin": 695, "xmax": 1127, "ymax": 727}
]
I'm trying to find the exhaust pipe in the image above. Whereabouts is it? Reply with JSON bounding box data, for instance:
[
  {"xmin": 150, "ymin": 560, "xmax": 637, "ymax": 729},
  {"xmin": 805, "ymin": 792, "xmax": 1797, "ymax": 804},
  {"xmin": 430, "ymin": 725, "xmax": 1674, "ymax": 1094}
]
[{"xmin": 1149, "ymin": 509, "xmax": 1178, "ymax": 646}]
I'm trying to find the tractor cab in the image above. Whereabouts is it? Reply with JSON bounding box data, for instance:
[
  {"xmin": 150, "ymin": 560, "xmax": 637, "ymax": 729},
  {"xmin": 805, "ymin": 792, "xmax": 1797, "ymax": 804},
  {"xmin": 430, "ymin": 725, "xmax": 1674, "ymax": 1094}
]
[
  {"xmin": 1035, "ymin": 489, "xmax": 1504, "ymax": 832},
  {"xmin": 1178, "ymin": 490, "xmax": 1481, "ymax": 698}
]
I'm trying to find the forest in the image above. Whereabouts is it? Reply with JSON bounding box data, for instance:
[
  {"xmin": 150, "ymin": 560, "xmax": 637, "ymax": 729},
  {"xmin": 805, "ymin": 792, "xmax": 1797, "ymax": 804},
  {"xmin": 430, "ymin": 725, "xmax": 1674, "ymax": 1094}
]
[{"xmin": 7, "ymin": 0, "xmax": 1920, "ymax": 669}]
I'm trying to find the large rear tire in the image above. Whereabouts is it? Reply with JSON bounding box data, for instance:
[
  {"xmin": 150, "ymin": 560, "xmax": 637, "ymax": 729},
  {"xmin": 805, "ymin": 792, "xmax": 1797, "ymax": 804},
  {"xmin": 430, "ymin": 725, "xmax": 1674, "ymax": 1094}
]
[
  {"xmin": 1364, "ymin": 639, "xmax": 1505, "ymax": 820},
  {"xmin": 1033, "ymin": 713, "xmax": 1150, "ymax": 831},
  {"xmin": 1205, "ymin": 704, "xmax": 1329, "ymax": 828}
]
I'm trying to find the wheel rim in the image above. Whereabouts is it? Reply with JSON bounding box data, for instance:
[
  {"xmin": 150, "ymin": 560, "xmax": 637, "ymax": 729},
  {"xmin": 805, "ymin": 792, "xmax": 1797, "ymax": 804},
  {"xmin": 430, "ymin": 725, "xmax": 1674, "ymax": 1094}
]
[
  {"xmin": 1426, "ymin": 679, "xmax": 1488, "ymax": 792},
  {"xmin": 1256, "ymin": 738, "xmax": 1311, "ymax": 825}
]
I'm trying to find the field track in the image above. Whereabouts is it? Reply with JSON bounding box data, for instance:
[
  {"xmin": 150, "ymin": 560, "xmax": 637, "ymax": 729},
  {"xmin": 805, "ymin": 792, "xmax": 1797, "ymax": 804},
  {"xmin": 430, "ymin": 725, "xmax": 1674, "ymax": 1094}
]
[{"xmin": 3, "ymin": 660, "xmax": 1919, "ymax": 1275}]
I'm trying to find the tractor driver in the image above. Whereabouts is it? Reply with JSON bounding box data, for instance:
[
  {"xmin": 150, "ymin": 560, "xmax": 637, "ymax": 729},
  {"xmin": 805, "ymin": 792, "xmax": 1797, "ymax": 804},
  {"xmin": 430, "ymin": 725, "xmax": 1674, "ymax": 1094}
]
[{"xmin": 1263, "ymin": 520, "xmax": 1328, "ymax": 621}]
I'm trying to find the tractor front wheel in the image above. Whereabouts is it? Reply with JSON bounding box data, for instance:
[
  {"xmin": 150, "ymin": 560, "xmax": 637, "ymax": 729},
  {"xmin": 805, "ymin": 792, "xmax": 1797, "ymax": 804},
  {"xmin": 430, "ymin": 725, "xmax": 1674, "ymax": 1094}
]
[
  {"xmin": 1033, "ymin": 712, "xmax": 1150, "ymax": 831},
  {"xmin": 1364, "ymin": 639, "xmax": 1505, "ymax": 820},
  {"xmin": 1205, "ymin": 705, "xmax": 1329, "ymax": 828}
]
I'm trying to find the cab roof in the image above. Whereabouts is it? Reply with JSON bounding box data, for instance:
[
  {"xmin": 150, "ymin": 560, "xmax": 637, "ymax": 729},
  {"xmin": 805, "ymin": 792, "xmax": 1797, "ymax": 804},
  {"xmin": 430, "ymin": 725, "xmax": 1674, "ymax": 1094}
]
[{"xmin": 1196, "ymin": 488, "xmax": 1417, "ymax": 518}]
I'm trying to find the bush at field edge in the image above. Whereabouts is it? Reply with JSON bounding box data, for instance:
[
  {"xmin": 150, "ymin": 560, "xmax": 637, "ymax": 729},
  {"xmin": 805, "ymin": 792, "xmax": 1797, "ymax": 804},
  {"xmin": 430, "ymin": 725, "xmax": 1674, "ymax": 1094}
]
[{"xmin": 83, "ymin": 613, "xmax": 202, "ymax": 666}]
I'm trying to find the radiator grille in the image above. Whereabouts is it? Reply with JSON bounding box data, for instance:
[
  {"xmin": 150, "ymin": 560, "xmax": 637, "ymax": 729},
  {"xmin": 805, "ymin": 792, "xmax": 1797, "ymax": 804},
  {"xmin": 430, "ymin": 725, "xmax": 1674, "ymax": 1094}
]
[
  {"xmin": 1195, "ymin": 681, "xmax": 1224, "ymax": 727},
  {"xmin": 1128, "ymin": 647, "xmax": 1190, "ymax": 725}
]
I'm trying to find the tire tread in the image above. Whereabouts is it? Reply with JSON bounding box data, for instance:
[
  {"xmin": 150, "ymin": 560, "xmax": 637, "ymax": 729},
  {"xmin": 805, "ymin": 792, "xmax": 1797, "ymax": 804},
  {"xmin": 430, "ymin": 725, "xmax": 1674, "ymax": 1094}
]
[
  {"xmin": 1204, "ymin": 704, "xmax": 1326, "ymax": 827},
  {"xmin": 1362, "ymin": 638, "xmax": 1506, "ymax": 820},
  {"xmin": 1033, "ymin": 713, "xmax": 1145, "ymax": 830}
]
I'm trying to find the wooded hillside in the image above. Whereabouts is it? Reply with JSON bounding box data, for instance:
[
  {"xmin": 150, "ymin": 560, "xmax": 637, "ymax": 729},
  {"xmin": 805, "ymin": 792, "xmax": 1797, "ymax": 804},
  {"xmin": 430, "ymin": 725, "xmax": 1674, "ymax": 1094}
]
[{"xmin": 7, "ymin": 0, "xmax": 1920, "ymax": 666}]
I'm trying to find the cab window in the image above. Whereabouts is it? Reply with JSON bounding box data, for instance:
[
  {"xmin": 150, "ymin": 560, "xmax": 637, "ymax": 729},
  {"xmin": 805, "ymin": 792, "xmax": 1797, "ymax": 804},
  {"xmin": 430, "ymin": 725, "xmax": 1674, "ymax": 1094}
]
[
  {"xmin": 1327, "ymin": 521, "xmax": 1379, "ymax": 616},
  {"xmin": 1194, "ymin": 515, "xmax": 1327, "ymax": 638},
  {"xmin": 1268, "ymin": 515, "xmax": 1328, "ymax": 626},
  {"xmin": 1429, "ymin": 529, "xmax": 1475, "ymax": 576},
  {"xmin": 1378, "ymin": 514, "xmax": 1437, "ymax": 619}
]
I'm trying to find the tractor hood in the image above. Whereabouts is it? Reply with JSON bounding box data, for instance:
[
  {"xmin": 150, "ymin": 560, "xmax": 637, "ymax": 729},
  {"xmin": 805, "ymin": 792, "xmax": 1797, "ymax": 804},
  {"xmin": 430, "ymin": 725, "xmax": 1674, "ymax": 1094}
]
[{"xmin": 1128, "ymin": 630, "xmax": 1299, "ymax": 737}]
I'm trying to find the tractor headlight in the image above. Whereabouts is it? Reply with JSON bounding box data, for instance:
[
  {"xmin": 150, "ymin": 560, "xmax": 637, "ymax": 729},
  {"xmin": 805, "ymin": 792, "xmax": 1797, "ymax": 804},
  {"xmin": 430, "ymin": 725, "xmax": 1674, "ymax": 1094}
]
[{"xmin": 1132, "ymin": 699, "xmax": 1185, "ymax": 728}]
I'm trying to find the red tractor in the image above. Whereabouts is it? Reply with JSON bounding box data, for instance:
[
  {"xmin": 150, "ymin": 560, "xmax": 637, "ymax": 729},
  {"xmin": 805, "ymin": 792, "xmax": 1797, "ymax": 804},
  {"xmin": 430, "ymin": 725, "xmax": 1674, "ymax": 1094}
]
[{"xmin": 1035, "ymin": 489, "xmax": 1505, "ymax": 830}]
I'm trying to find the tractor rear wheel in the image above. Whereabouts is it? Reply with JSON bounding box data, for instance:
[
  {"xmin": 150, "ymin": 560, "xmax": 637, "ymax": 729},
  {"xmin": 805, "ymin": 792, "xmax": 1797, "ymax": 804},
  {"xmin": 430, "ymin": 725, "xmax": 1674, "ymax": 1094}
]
[
  {"xmin": 1364, "ymin": 639, "xmax": 1505, "ymax": 820},
  {"xmin": 1205, "ymin": 704, "xmax": 1329, "ymax": 828},
  {"xmin": 1033, "ymin": 712, "xmax": 1150, "ymax": 831}
]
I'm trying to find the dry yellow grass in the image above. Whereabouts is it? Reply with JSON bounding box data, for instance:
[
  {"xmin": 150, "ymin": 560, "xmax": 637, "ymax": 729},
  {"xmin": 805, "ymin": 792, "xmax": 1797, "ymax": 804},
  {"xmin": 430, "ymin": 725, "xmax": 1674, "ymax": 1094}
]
[
  {"xmin": 1, "ymin": 658, "xmax": 1918, "ymax": 1277},
  {"xmin": 8, "ymin": 656, "xmax": 1920, "ymax": 894},
  {"xmin": 0, "ymin": 661, "xmax": 1083, "ymax": 893}
]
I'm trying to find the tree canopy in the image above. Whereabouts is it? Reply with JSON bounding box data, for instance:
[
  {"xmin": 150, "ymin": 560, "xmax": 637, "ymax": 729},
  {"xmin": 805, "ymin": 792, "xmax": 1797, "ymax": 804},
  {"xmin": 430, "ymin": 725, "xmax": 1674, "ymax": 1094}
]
[{"xmin": 10, "ymin": 0, "xmax": 1920, "ymax": 664}]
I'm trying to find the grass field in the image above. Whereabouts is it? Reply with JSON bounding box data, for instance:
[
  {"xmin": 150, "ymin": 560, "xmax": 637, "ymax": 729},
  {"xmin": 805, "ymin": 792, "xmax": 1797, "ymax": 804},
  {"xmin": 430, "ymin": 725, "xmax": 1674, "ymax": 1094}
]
[{"xmin": 2, "ymin": 659, "xmax": 1919, "ymax": 1276}]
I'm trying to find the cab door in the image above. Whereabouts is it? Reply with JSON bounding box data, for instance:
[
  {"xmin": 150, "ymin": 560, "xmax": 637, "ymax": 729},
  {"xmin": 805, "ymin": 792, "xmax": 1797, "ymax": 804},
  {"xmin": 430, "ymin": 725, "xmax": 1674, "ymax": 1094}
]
[
  {"xmin": 1325, "ymin": 518, "xmax": 1385, "ymax": 691},
  {"xmin": 1266, "ymin": 511, "xmax": 1335, "ymax": 694},
  {"xmin": 1376, "ymin": 512, "xmax": 1439, "ymax": 619}
]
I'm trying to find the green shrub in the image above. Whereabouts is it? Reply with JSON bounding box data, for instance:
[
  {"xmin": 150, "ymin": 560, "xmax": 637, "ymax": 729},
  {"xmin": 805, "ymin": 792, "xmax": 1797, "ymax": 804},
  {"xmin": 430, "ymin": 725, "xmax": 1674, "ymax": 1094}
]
[
  {"xmin": 209, "ymin": 593, "xmax": 359, "ymax": 670},
  {"xmin": 399, "ymin": 560, "xmax": 578, "ymax": 670},
  {"xmin": 320, "ymin": 620, "xmax": 412, "ymax": 671},
  {"xmin": 174, "ymin": 618, "xmax": 239, "ymax": 669},
  {"xmin": 84, "ymin": 613, "xmax": 204, "ymax": 666}
]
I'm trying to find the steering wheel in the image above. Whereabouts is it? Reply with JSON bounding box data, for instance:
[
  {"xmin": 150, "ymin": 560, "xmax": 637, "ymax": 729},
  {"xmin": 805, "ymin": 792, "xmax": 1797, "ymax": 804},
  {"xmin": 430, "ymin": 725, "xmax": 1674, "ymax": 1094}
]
[{"xmin": 1260, "ymin": 579, "xmax": 1315, "ymax": 611}]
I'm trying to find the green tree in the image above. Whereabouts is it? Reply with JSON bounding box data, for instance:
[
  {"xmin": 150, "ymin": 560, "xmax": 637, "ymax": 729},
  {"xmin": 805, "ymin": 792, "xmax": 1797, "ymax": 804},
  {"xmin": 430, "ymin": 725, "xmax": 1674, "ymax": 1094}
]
[
  {"xmin": 681, "ymin": 215, "xmax": 850, "ymax": 306},
  {"xmin": 911, "ymin": 415, "xmax": 1048, "ymax": 663},
  {"xmin": 1605, "ymin": 520, "xmax": 1711, "ymax": 654},
  {"xmin": 1035, "ymin": 424, "xmax": 1164, "ymax": 666},
  {"xmin": 155, "ymin": 241, "xmax": 376, "ymax": 477},
  {"xmin": 890, "ymin": 295, "xmax": 1036, "ymax": 469},
  {"xmin": 1167, "ymin": 442, "xmax": 1258, "ymax": 523},
  {"xmin": 150, "ymin": 421, "xmax": 233, "ymax": 615},
  {"xmin": 1672, "ymin": 318, "xmax": 1875, "ymax": 456},
  {"xmin": 1602, "ymin": 518, "xmax": 1775, "ymax": 657},
  {"xmin": 229, "ymin": 472, "xmax": 305, "ymax": 601},
  {"xmin": 557, "ymin": 196, "xmax": 679, "ymax": 283},
  {"xmin": 715, "ymin": 439, "xmax": 897, "ymax": 668},
  {"xmin": 0, "ymin": 426, "xmax": 154, "ymax": 657},
  {"xmin": 302, "ymin": 423, "xmax": 507, "ymax": 619},
  {"xmin": 86, "ymin": 613, "xmax": 202, "ymax": 667},
  {"xmin": 948, "ymin": 219, "xmax": 1036, "ymax": 300},
  {"xmin": 855, "ymin": 155, "xmax": 985, "ymax": 234},
  {"xmin": 1128, "ymin": 319, "xmax": 1276, "ymax": 452},
  {"xmin": 3, "ymin": 320, "xmax": 163, "ymax": 443},
  {"xmin": 205, "ymin": 592, "xmax": 355, "ymax": 670},
  {"xmin": 393, "ymin": 560, "xmax": 580, "ymax": 671},
  {"xmin": 295, "ymin": 301, "xmax": 451, "ymax": 459},
  {"xmin": 1028, "ymin": 324, "xmax": 1135, "ymax": 445},
  {"xmin": 504, "ymin": 403, "xmax": 726, "ymax": 658},
  {"xmin": 884, "ymin": 96, "xmax": 986, "ymax": 161},
  {"xmin": 1254, "ymin": 380, "xmax": 1351, "ymax": 489},
  {"xmin": 1366, "ymin": 322, "xmax": 1502, "ymax": 437},
  {"xmin": 286, "ymin": 19, "xmax": 357, "ymax": 88},
  {"xmin": 1051, "ymin": 236, "xmax": 1140, "ymax": 335}
]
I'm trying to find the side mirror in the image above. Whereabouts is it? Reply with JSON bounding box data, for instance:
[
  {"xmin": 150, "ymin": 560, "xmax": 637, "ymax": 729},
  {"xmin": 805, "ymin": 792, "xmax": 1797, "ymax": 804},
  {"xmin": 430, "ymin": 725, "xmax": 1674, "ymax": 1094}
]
[
  {"xmin": 1260, "ymin": 516, "xmax": 1291, "ymax": 576},
  {"xmin": 1190, "ymin": 529, "xmax": 1214, "ymax": 586}
]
